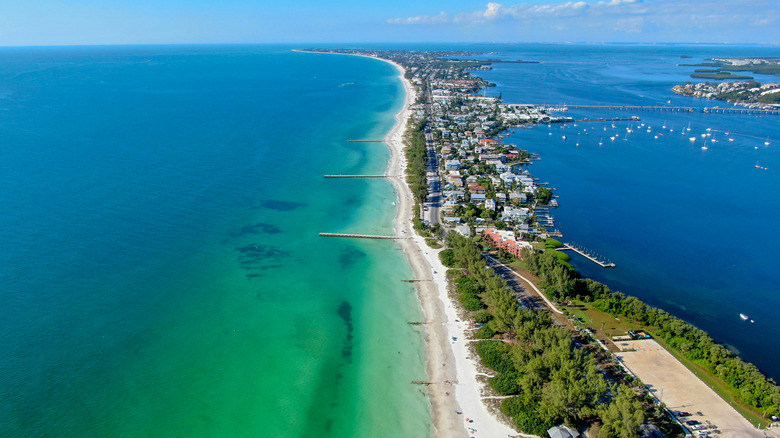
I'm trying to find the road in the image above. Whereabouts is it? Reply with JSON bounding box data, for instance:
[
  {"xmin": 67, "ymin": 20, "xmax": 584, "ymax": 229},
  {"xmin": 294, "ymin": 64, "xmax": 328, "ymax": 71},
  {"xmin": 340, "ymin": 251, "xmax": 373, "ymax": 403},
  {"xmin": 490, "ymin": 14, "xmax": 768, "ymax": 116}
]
[
  {"xmin": 423, "ymin": 125, "xmax": 441, "ymax": 226},
  {"xmin": 483, "ymin": 254, "xmax": 540, "ymax": 311}
]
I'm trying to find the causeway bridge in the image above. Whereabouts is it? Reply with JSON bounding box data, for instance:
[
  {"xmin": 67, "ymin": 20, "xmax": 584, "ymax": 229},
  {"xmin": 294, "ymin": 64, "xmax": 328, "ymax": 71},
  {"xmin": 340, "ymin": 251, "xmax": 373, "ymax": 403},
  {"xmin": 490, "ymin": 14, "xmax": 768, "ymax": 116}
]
[{"xmin": 538, "ymin": 104, "xmax": 780, "ymax": 115}]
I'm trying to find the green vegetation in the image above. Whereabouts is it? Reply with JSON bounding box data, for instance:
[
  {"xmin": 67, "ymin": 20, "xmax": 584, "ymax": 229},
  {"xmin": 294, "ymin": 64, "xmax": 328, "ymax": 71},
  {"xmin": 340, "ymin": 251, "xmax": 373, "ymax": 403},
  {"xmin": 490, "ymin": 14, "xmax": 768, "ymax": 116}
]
[
  {"xmin": 522, "ymin": 248, "xmax": 780, "ymax": 424},
  {"xmin": 445, "ymin": 234, "xmax": 656, "ymax": 437},
  {"xmin": 691, "ymin": 72, "xmax": 754, "ymax": 80},
  {"xmin": 678, "ymin": 62, "xmax": 724, "ymax": 67},
  {"xmin": 439, "ymin": 248, "xmax": 455, "ymax": 267},
  {"xmin": 721, "ymin": 64, "xmax": 780, "ymax": 77},
  {"xmin": 545, "ymin": 238, "xmax": 564, "ymax": 249},
  {"xmin": 535, "ymin": 186, "xmax": 554, "ymax": 204},
  {"xmin": 425, "ymin": 238, "xmax": 442, "ymax": 248},
  {"xmin": 404, "ymin": 120, "xmax": 428, "ymax": 205}
]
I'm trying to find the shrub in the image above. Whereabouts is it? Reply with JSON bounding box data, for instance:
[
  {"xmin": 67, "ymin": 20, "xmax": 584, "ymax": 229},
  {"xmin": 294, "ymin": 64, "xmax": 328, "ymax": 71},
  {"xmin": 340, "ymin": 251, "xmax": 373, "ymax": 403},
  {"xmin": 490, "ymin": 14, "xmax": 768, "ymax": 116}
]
[
  {"xmin": 439, "ymin": 248, "xmax": 456, "ymax": 267},
  {"xmin": 460, "ymin": 293, "xmax": 486, "ymax": 311},
  {"xmin": 473, "ymin": 311, "xmax": 493, "ymax": 324},
  {"xmin": 474, "ymin": 324, "xmax": 496, "ymax": 339},
  {"xmin": 489, "ymin": 371, "xmax": 521, "ymax": 395}
]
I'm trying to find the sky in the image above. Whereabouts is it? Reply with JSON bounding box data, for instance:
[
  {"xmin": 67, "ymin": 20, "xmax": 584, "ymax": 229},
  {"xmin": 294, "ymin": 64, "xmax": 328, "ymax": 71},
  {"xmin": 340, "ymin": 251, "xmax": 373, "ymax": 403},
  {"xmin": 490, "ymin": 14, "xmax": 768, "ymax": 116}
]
[{"xmin": 0, "ymin": 0, "xmax": 777, "ymax": 46}]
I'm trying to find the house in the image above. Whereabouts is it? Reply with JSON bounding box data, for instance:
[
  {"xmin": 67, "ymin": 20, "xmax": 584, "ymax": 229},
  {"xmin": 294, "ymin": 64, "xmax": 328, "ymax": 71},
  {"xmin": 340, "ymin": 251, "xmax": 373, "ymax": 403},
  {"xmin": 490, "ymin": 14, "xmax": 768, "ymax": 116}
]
[
  {"xmin": 485, "ymin": 199, "xmax": 496, "ymax": 210},
  {"xmin": 547, "ymin": 425, "xmax": 580, "ymax": 438},
  {"xmin": 470, "ymin": 194, "xmax": 487, "ymax": 203},
  {"xmin": 502, "ymin": 207, "xmax": 530, "ymax": 222},
  {"xmin": 445, "ymin": 160, "xmax": 461, "ymax": 170},
  {"xmin": 455, "ymin": 224, "xmax": 472, "ymax": 237},
  {"xmin": 479, "ymin": 138, "xmax": 498, "ymax": 146},
  {"xmin": 470, "ymin": 185, "xmax": 486, "ymax": 194}
]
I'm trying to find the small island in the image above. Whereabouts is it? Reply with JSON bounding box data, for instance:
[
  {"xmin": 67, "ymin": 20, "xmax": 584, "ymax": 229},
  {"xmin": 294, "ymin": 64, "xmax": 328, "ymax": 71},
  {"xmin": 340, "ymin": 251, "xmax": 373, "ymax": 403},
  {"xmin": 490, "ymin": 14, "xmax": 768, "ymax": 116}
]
[{"xmin": 672, "ymin": 80, "xmax": 780, "ymax": 106}]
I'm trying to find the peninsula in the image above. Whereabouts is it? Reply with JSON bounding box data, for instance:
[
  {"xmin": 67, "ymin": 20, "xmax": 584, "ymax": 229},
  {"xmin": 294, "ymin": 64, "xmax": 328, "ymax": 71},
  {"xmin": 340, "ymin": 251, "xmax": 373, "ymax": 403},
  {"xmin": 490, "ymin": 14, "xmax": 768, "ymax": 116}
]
[{"xmin": 309, "ymin": 48, "xmax": 780, "ymax": 437}]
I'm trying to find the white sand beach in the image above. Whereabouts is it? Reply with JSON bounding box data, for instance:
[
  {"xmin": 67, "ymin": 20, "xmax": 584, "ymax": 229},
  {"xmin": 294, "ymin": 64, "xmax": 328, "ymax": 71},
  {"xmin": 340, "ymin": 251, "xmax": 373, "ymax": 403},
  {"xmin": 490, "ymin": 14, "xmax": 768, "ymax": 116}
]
[{"xmin": 379, "ymin": 58, "xmax": 519, "ymax": 438}]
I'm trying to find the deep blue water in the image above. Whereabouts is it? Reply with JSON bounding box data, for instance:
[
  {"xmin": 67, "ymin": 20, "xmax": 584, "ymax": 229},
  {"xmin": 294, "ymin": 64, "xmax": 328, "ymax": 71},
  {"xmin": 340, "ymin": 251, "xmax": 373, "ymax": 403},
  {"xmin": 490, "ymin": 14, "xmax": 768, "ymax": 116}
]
[{"xmin": 472, "ymin": 44, "xmax": 780, "ymax": 379}]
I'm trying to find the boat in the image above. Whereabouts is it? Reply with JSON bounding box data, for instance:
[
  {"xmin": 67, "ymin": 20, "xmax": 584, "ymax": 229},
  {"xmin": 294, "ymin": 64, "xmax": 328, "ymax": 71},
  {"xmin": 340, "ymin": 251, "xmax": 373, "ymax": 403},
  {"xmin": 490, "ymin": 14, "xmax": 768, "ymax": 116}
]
[
  {"xmin": 740, "ymin": 313, "xmax": 749, "ymax": 321},
  {"xmin": 689, "ymin": 137, "xmax": 697, "ymax": 142},
  {"xmin": 765, "ymin": 137, "xmax": 771, "ymax": 146},
  {"xmin": 728, "ymin": 138, "xmax": 735, "ymax": 142}
]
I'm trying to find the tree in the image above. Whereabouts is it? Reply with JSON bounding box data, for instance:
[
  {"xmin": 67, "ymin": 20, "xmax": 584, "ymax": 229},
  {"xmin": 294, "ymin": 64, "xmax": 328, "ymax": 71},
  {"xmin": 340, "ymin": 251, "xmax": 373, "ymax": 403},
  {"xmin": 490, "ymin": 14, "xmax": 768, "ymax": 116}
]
[{"xmin": 597, "ymin": 386, "xmax": 645, "ymax": 438}]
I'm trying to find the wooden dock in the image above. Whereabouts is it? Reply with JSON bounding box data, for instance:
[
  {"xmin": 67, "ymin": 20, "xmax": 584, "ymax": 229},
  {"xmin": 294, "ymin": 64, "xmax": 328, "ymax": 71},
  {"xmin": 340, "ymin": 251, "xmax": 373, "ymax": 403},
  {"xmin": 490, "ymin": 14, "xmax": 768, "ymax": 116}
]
[
  {"xmin": 557, "ymin": 243, "xmax": 615, "ymax": 268},
  {"xmin": 319, "ymin": 233, "xmax": 407, "ymax": 240}
]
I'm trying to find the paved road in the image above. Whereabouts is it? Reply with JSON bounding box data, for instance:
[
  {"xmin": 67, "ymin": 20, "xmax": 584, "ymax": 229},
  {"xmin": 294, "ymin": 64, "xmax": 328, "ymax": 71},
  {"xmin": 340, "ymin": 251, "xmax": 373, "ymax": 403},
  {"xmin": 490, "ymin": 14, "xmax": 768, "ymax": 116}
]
[
  {"xmin": 423, "ymin": 127, "xmax": 441, "ymax": 226},
  {"xmin": 483, "ymin": 254, "xmax": 539, "ymax": 310}
]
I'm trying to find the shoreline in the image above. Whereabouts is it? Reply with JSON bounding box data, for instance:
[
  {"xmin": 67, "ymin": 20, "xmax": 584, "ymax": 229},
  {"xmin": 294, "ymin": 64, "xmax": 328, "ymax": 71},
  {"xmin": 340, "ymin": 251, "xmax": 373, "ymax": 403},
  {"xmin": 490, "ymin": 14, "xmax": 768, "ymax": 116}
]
[
  {"xmin": 363, "ymin": 54, "xmax": 518, "ymax": 438},
  {"xmin": 301, "ymin": 49, "xmax": 518, "ymax": 437}
]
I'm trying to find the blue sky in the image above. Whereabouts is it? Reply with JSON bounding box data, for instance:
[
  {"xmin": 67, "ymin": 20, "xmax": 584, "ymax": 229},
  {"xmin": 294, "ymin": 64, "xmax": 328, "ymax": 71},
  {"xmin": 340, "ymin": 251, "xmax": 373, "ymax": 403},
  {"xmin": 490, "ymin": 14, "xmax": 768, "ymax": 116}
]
[{"xmin": 0, "ymin": 0, "xmax": 777, "ymax": 46}]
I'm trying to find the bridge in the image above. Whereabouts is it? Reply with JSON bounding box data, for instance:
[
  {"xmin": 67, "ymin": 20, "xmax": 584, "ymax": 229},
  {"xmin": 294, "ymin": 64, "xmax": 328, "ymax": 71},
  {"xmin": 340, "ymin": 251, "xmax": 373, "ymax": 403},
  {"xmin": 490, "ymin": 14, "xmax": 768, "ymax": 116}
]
[
  {"xmin": 319, "ymin": 233, "xmax": 407, "ymax": 240},
  {"xmin": 538, "ymin": 104, "xmax": 780, "ymax": 116},
  {"xmin": 557, "ymin": 243, "xmax": 615, "ymax": 268}
]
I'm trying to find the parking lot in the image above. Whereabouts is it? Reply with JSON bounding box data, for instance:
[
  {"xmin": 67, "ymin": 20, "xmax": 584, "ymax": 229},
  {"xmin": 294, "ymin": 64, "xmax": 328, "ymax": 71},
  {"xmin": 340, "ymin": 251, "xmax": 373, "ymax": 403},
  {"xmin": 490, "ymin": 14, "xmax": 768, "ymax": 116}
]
[{"xmin": 615, "ymin": 339, "xmax": 765, "ymax": 438}]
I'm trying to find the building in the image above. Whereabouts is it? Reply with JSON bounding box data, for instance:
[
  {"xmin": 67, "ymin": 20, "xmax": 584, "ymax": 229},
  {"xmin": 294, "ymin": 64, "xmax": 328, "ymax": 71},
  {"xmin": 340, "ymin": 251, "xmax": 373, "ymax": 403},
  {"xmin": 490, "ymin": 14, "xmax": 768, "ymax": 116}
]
[
  {"xmin": 547, "ymin": 425, "xmax": 580, "ymax": 438},
  {"xmin": 483, "ymin": 227, "xmax": 533, "ymax": 258}
]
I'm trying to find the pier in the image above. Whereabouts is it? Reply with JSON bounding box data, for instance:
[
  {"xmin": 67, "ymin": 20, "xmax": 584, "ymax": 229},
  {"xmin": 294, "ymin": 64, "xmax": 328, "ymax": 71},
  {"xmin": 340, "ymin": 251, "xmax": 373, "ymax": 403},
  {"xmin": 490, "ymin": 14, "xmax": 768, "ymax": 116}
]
[
  {"xmin": 319, "ymin": 232, "xmax": 407, "ymax": 240},
  {"xmin": 323, "ymin": 174, "xmax": 392, "ymax": 178},
  {"xmin": 557, "ymin": 243, "xmax": 615, "ymax": 268}
]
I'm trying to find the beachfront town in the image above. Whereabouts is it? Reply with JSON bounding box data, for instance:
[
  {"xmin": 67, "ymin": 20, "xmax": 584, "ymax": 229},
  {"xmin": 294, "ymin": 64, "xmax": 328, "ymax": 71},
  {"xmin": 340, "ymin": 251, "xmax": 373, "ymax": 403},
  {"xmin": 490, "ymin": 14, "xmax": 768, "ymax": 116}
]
[
  {"xmin": 305, "ymin": 49, "xmax": 571, "ymax": 249},
  {"xmin": 672, "ymin": 80, "xmax": 780, "ymax": 107}
]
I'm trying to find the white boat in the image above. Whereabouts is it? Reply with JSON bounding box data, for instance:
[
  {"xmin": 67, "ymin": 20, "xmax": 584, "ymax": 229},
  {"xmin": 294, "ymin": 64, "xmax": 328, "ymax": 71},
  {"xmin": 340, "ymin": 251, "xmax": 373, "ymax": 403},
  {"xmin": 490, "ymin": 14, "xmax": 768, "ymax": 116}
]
[
  {"xmin": 765, "ymin": 137, "xmax": 771, "ymax": 146},
  {"xmin": 740, "ymin": 313, "xmax": 749, "ymax": 321},
  {"xmin": 728, "ymin": 138, "xmax": 735, "ymax": 142},
  {"xmin": 689, "ymin": 137, "xmax": 697, "ymax": 142}
]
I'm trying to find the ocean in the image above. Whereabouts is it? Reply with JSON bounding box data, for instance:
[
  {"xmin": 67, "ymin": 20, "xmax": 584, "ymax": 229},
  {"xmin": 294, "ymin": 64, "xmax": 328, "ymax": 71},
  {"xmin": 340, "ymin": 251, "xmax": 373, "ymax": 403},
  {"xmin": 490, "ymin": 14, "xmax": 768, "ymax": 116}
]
[
  {"xmin": 467, "ymin": 44, "xmax": 780, "ymax": 379},
  {"xmin": 0, "ymin": 45, "xmax": 430, "ymax": 437}
]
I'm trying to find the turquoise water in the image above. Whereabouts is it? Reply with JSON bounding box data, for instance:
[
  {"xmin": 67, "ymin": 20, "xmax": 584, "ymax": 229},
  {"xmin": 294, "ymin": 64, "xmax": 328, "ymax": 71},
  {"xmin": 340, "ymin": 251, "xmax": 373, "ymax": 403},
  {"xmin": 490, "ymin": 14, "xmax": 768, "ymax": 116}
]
[
  {"xmin": 469, "ymin": 44, "xmax": 780, "ymax": 379},
  {"xmin": 0, "ymin": 45, "xmax": 430, "ymax": 436}
]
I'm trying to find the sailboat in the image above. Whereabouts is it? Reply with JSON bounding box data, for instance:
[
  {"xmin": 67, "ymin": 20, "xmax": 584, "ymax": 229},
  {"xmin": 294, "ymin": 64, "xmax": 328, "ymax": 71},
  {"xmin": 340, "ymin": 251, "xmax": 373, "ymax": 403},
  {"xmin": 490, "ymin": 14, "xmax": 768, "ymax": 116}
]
[
  {"xmin": 701, "ymin": 140, "xmax": 708, "ymax": 150},
  {"xmin": 765, "ymin": 137, "xmax": 771, "ymax": 146}
]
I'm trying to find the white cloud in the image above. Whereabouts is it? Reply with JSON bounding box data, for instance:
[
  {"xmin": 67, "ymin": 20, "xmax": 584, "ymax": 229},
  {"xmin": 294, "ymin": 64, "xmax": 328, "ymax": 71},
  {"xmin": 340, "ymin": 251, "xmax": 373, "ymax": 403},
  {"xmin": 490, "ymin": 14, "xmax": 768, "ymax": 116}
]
[
  {"xmin": 386, "ymin": 0, "xmax": 779, "ymax": 42},
  {"xmin": 387, "ymin": 11, "xmax": 449, "ymax": 25}
]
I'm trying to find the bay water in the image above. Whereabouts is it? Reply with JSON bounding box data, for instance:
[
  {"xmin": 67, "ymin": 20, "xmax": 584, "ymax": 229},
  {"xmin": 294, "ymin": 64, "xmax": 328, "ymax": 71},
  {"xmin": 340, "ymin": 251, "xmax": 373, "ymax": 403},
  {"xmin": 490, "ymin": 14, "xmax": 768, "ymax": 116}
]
[{"xmin": 472, "ymin": 44, "xmax": 780, "ymax": 380}]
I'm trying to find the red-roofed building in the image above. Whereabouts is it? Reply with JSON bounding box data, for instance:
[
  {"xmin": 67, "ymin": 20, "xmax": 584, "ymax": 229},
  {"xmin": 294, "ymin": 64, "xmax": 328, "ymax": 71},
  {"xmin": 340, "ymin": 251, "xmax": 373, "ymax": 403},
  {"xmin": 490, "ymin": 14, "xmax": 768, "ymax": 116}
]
[
  {"xmin": 483, "ymin": 227, "xmax": 533, "ymax": 258},
  {"xmin": 480, "ymin": 138, "xmax": 498, "ymax": 145}
]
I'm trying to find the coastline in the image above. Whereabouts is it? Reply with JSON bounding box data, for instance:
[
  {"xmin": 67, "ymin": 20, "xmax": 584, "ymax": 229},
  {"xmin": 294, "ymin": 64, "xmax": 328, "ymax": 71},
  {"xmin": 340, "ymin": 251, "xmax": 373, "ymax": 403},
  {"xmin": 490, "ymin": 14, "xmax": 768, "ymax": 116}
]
[
  {"xmin": 377, "ymin": 57, "xmax": 518, "ymax": 438},
  {"xmin": 301, "ymin": 49, "xmax": 518, "ymax": 437}
]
